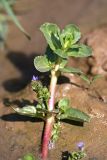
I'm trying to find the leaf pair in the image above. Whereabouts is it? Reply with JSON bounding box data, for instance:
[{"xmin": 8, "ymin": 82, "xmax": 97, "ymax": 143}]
[
  {"xmin": 57, "ymin": 98, "xmax": 90, "ymax": 123},
  {"xmin": 33, "ymin": 54, "xmax": 91, "ymax": 85},
  {"xmin": 34, "ymin": 54, "xmax": 67, "ymax": 73},
  {"xmin": 40, "ymin": 23, "xmax": 92, "ymax": 58},
  {"xmin": 12, "ymin": 97, "xmax": 90, "ymax": 123}
]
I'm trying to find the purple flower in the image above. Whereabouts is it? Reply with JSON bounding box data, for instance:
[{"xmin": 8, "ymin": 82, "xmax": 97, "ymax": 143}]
[
  {"xmin": 77, "ymin": 142, "xmax": 85, "ymax": 151},
  {"xmin": 32, "ymin": 75, "xmax": 39, "ymax": 81}
]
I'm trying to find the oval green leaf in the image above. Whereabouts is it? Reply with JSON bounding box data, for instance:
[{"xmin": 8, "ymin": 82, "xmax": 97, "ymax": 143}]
[
  {"xmin": 13, "ymin": 105, "xmax": 45, "ymax": 119},
  {"xmin": 40, "ymin": 23, "xmax": 61, "ymax": 51},
  {"xmin": 67, "ymin": 44, "xmax": 92, "ymax": 57},
  {"xmin": 34, "ymin": 56, "xmax": 51, "ymax": 72},
  {"xmin": 59, "ymin": 66, "xmax": 83, "ymax": 74},
  {"xmin": 13, "ymin": 105, "xmax": 37, "ymax": 117},
  {"xmin": 59, "ymin": 107, "xmax": 90, "ymax": 122}
]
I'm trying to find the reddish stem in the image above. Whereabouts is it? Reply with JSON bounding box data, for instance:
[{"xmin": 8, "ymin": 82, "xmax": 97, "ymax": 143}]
[
  {"xmin": 41, "ymin": 116, "xmax": 54, "ymax": 160},
  {"xmin": 41, "ymin": 66, "xmax": 59, "ymax": 160}
]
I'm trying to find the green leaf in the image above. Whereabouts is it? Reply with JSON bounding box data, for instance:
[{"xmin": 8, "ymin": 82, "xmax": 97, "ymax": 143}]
[
  {"xmin": 13, "ymin": 105, "xmax": 45, "ymax": 119},
  {"xmin": 13, "ymin": 105, "xmax": 37, "ymax": 117},
  {"xmin": 60, "ymin": 24, "xmax": 81, "ymax": 48},
  {"xmin": 59, "ymin": 59, "xmax": 67, "ymax": 69},
  {"xmin": 22, "ymin": 153, "xmax": 36, "ymax": 160},
  {"xmin": 55, "ymin": 49, "xmax": 68, "ymax": 58},
  {"xmin": 59, "ymin": 66, "xmax": 83, "ymax": 74},
  {"xmin": 0, "ymin": 0, "xmax": 15, "ymax": 9},
  {"xmin": 0, "ymin": 15, "xmax": 8, "ymax": 48},
  {"xmin": 59, "ymin": 107, "xmax": 90, "ymax": 122},
  {"xmin": 80, "ymin": 74, "xmax": 91, "ymax": 84},
  {"xmin": 67, "ymin": 44, "xmax": 92, "ymax": 57},
  {"xmin": 34, "ymin": 56, "xmax": 51, "ymax": 72},
  {"xmin": 1, "ymin": 0, "xmax": 30, "ymax": 39},
  {"xmin": 40, "ymin": 23, "xmax": 61, "ymax": 51},
  {"xmin": 45, "ymin": 45, "xmax": 58, "ymax": 64},
  {"xmin": 58, "ymin": 98, "xmax": 70, "ymax": 112},
  {"xmin": 59, "ymin": 66, "xmax": 92, "ymax": 85},
  {"xmin": 45, "ymin": 46, "xmax": 68, "ymax": 67}
]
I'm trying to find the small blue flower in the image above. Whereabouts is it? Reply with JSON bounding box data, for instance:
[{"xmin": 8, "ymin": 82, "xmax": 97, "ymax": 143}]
[
  {"xmin": 48, "ymin": 140, "xmax": 55, "ymax": 150},
  {"xmin": 32, "ymin": 75, "xmax": 39, "ymax": 81},
  {"xmin": 77, "ymin": 142, "xmax": 85, "ymax": 151}
]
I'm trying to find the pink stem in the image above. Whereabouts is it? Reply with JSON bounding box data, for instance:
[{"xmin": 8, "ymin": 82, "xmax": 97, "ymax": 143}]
[
  {"xmin": 48, "ymin": 70, "xmax": 58, "ymax": 111},
  {"xmin": 41, "ymin": 116, "xmax": 54, "ymax": 160},
  {"xmin": 41, "ymin": 67, "xmax": 59, "ymax": 160}
]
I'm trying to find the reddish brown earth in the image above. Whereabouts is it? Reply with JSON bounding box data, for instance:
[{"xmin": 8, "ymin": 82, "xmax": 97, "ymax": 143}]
[{"xmin": 1, "ymin": 0, "xmax": 107, "ymax": 160}]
